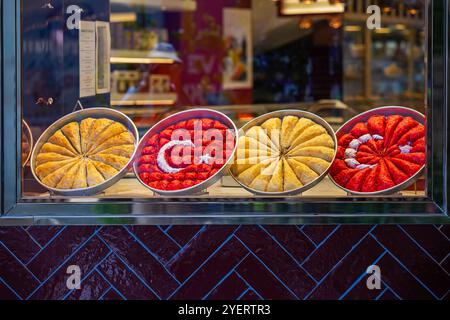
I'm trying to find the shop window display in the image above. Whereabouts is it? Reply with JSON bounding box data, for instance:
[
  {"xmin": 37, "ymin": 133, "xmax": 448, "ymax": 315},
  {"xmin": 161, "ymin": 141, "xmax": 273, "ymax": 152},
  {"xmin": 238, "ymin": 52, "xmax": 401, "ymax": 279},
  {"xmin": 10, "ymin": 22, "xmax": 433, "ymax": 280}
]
[{"xmin": 1, "ymin": 0, "xmax": 448, "ymax": 224}]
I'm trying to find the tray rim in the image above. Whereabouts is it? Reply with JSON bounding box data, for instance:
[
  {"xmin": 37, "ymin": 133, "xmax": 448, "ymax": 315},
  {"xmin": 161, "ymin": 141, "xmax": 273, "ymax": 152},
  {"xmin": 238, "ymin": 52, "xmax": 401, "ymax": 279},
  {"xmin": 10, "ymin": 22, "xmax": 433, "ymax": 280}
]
[
  {"xmin": 133, "ymin": 108, "xmax": 239, "ymax": 196},
  {"xmin": 30, "ymin": 107, "xmax": 140, "ymax": 196},
  {"xmin": 21, "ymin": 119, "xmax": 33, "ymax": 168},
  {"xmin": 229, "ymin": 109, "xmax": 338, "ymax": 196},
  {"xmin": 329, "ymin": 106, "xmax": 427, "ymax": 196}
]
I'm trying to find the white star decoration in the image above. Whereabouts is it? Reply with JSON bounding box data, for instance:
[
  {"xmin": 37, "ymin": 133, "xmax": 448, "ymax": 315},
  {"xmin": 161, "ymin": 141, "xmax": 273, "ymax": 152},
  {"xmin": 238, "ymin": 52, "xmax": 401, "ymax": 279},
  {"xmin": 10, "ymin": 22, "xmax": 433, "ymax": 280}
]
[
  {"xmin": 199, "ymin": 154, "xmax": 214, "ymax": 165},
  {"xmin": 399, "ymin": 145, "xmax": 413, "ymax": 154}
]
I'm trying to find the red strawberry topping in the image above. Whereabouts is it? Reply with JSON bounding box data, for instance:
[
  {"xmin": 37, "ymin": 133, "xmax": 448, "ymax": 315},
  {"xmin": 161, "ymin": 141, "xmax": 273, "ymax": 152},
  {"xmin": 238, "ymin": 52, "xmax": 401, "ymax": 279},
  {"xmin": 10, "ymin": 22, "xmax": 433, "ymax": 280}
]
[
  {"xmin": 376, "ymin": 159, "xmax": 396, "ymax": 191},
  {"xmin": 384, "ymin": 115, "xmax": 403, "ymax": 146},
  {"xmin": 367, "ymin": 115, "xmax": 386, "ymax": 136},
  {"xmin": 345, "ymin": 168, "xmax": 371, "ymax": 192},
  {"xmin": 338, "ymin": 134, "xmax": 355, "ymax": 147},
  {"xmin": 361, "ymin": 166, "xmax": 379, "ymax": 193},
  {"xmin": 384, "ymin": 158, "xmax": 409, "ymax": 185},
  {"xmin": 350, "ymin": 122, "xmax": 369, "ymax": 137},
  {"xmin": 395, "ymin": 153, "xmax": 426, "ymax": 165}
]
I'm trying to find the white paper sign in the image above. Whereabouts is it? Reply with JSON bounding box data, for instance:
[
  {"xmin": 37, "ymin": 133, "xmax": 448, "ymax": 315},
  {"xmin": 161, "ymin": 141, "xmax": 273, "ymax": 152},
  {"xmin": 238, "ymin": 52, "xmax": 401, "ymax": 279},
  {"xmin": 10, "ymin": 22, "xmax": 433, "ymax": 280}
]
[
  {"xmin": 96, "ymin": 21, "xmax": 111, "ymax": 94},
  {"xmin": 79, "ymin": 21, "xmax": 96, "ymax": 98}
]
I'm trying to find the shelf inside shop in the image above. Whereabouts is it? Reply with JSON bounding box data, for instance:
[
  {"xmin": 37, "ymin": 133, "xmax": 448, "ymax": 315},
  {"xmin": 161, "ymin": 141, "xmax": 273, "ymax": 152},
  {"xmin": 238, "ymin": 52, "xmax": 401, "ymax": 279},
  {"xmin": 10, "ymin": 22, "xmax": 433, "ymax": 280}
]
[
  {"xmin": 111, "ymin": 92, "xmax": 178, "ymax": 106},
  {"xmin": 110, "ymin": 0, "xmax": 197, "ymax": 12},
  {"xmin": 111, "ymin": 106, "xmax": 170, "ymax": 116},
  {"xmin": 22, "ymin": 176, "xmax": 426, "ymax": 201},
  {"xmin": 111, "ymin": 50, "xmax": 177, "ymax": 65}
]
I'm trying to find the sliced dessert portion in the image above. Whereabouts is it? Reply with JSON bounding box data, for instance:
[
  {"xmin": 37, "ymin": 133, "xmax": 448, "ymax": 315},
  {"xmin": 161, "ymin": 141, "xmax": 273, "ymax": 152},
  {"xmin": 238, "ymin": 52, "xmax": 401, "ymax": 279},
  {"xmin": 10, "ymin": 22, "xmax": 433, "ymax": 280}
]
[
  {"xmin": 261, "ymin": 118, "xmax": 282, "ymax": 150},
  {"xmin": 61, "ymin": 122, "xmax": 82, "ymax": 154}
]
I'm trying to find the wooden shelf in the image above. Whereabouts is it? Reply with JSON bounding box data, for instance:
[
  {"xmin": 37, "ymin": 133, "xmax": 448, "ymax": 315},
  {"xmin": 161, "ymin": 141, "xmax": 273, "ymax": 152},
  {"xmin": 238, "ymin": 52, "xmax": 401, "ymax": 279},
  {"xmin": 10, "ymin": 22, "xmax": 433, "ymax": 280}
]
[
  {"xmin": 111, "ymin": 92, "xmax": 177, "ymax": 106},
  {"xmin": 111, "ymin": 0, "xmax": 197, "ymax": 12},
  {"xmin": 23, "ymin": 176, "xmax": 426, "ymax": 200},
  {"xmin": 111, "ymin": 50, "xmax": 176, "ymax": 64}
]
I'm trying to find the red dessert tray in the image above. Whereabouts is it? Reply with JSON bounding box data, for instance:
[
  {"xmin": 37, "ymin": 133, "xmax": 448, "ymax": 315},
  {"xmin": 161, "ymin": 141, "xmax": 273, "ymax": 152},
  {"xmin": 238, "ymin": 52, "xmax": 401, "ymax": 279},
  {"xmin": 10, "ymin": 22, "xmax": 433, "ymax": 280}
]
[
  {"xmin": 133, "ymin": 109, "xmax": 238, "ymax": 196},
  {"xmin": 329, "ymin": 106, "xmax": 426, "ymax": 196}
]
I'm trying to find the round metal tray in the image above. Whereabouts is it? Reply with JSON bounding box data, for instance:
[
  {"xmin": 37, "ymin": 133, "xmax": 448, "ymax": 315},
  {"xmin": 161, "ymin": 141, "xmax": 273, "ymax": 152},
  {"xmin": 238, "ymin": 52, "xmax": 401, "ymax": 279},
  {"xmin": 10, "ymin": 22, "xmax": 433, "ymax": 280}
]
[
  {"xmin": 22, "ymin": 120, "xmax": 34, "ymax": 168},
  {"xmin": 229, "ymin": 109, "xmax": 338, "ymax": 196},
  {"xmin": 30, "ymin": 108, "xmax": 139, "ymax": 196},
  {"xmin": 134, "ymin": 108, "xmax": 239, "ymax": 196},
  {"xmin": 330, "ymin": 106, "xmax": 426, "ymax": 196}
]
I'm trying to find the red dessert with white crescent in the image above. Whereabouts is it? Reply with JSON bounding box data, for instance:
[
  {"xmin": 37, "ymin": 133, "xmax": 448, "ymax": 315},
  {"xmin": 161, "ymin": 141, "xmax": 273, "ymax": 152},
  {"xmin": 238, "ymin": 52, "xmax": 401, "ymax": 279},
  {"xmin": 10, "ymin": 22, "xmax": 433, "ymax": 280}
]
[
  {"xmin": 330, "ymin": 114, "xmax": 426, "ymax": 193},
  {"xmin": 136, "ymin": 118, "xmax": 236, "ymax": 191}
]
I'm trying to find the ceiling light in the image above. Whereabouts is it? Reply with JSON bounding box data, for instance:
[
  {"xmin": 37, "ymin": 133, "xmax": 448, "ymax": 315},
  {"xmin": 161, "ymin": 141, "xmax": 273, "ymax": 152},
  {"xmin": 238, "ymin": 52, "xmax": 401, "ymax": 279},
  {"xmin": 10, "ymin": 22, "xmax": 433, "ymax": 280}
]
[
  {"xmin": 344, "ymin": 25, "xmax": 362, "ymax": 32},
  {"xmin": 374, "ymin": 28, "xmax": 391, "ymax": 34},
  {"xmin": 329, "ymin": 17, "xmax": 342, "ymax": 29},
  {"xmin": 299, "ymin": 18, "xmax": 313, "ymax": 29},
  {"xmin": 280, "ymin": 0, "xmax": 345, "ymax": 15},
  {"xmin": 110, "ymin": 12, "xmax": 137, "ymax": 23}
]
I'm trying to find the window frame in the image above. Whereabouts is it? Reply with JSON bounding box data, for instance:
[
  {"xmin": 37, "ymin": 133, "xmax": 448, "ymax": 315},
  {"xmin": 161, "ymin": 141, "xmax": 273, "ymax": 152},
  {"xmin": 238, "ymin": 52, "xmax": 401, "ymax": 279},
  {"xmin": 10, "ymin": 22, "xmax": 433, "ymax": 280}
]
[{"xmin": 1, "ymin": 0, "xmax": 449, "ymax": 225}]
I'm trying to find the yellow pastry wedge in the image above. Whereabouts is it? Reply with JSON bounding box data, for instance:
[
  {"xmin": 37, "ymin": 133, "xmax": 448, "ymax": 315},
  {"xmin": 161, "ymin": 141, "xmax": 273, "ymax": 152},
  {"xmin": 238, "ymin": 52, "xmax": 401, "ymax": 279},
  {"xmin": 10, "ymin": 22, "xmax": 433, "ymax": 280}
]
[
  {"xmin": 72, "ymin": 160, "xmax": 88, "ymax": 189},
  {"xmin": 48, "ymin": 130, "xmax": 79, "ymax": 155},
  {"xmin": 88, "ymin": 132, "xmax": 135, "ymax": 155},
  {"xmin": 56, "ymin": 162, "xmax": 82, "ymax": 189},
  {"xmin": 231, "ymin": 156, "xmax": 275, "ymax": 176},
  {"xmin": 35, "ymin": 158, "xmax": 79, "ymax": 180},
  {"xmin": 246, "ymin": 126, "xmax": 279, "ymax": 152},
  {"xmin": 281, "ymin": 116, "xmax": 299, "ymax": 150},
  {"xmin": 91, "ymin": 160, "xmax": 119, "ymax": 180},
  {"xmin": 294, "ymin": 133, "xmax": 334, "ymax": 149},
  {"xmin": 282, "ymin": 158, "xmax": 303, "ymax": 191},
  {"xmin": 39, "ymin": 143, "xmax": 77, "ymax": 157},
  {"xmin": 289, "ymin": 156, "xmax": 331, "ymax": 175},
  {"xmin": 88, "ymin": 122, "xmax": 128, "ymax": 153},
  {"xmin": 286, "ymin": 118, "xmax": 315, "ymax": 148},
  {"xmin": 85, "ymin": 118, "xmax": 114, "ymax": 152},
  {"xmin": 249, "ymin": 174, "xmax": 272, "ymax": 192},
  {"xmin": 80, "ymin": 118, "xmax": 96, "ymax": 153},
  {"xmin": 61, "ymin": 122, "xmax": 82, "ymax": 154},
  {"xmin": 261, "ymin": 118, "xmax": 281, "ymax": 150},
  {"xmin": 287, "ymin": 159, "xmax": 319, "ymax": 185},
  {"xmin": 249, "ymin": 160, "xmax": 280, "ymax": 192},
  {"xmin": 92, "ymin": 144, "xmax": 135, "ymax": 158},
  {"xmin": 86, "ymin": 160, "xmax": 106, "ymax": 187},
  {"xmin": 40, "ymin": 160, "xmax": 80, "ymax": 188},
  {"xmin": 267, "ymin": 159, "xmax": 284, "ymax": 193},
  {"xmin": 290, "ymin": 124, "xmax": 327, "ymax": 149},
  {"xmin": 237, "ymin": 136, "xmax": 273, "ymax": 152},
  {"xmin": 90, "ymin": 153, "xmax": 129, "ymax": 171},
  {"xmin": 235, "ymin": 136, "xmax": 278, "ymax": 161},
  {"xmin": 36, "ymin": 152, "xmax": 73, "ymax": 166},
  {"xmin": 237, "ymin": 159, "xmax": 274, "ymax": 186},
  {"xmin": 288, "ymin": 147, "xmax": 335, "ymax": 162},
  {"xmin": 235, "ymin": 148, "xmax": 277, "ymax": 161}
]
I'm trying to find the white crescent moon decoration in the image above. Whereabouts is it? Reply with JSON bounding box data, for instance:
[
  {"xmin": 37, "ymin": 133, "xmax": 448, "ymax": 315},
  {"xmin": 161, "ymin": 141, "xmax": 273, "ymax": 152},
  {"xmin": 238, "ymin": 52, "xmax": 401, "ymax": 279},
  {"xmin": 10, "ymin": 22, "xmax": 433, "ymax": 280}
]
[
  {"xmin": 344, "ymin": 133, "xmax": 384, "ymax": 170},
  {"xmin": 157, "ymin": 140, "xmax": 195, "ymax": 174},
  {"xmin": 343, "ymin": 132, "xmax": 412, "ymax": 170}
]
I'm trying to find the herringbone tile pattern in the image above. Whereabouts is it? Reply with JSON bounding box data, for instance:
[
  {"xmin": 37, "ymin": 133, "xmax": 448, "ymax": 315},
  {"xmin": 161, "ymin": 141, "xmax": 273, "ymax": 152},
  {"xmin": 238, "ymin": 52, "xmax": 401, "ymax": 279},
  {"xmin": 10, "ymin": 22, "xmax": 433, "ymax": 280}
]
[{"xmin": 0, "ymin": 225, "xmax": 449, "ymax": 300}]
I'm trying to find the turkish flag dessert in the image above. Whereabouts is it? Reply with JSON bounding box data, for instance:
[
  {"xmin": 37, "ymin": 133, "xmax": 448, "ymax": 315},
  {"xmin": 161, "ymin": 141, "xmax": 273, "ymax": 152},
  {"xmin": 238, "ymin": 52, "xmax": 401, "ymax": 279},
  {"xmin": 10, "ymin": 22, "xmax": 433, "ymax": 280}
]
[
  {"xmin": 330, "ymin": 114, "xmax": 426, "ymax": 193},
  {"xmin": 136, "ymin": 118, "xmax": 236, "ymax": 192}
]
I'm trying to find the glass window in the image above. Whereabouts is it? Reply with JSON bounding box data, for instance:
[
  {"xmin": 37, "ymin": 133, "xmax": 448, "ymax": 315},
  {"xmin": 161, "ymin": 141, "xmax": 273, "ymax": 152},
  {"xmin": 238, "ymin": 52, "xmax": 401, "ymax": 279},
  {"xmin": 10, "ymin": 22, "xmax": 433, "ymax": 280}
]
[{"xmin": 20, "ymin": 0, "xmax": 428, "ymax": 203}]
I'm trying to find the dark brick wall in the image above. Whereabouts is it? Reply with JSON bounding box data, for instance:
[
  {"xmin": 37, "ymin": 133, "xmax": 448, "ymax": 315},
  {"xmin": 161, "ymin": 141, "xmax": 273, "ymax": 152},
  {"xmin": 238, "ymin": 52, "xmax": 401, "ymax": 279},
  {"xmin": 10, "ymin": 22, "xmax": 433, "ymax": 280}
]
[{"xmin": 0, "ymin": 225, "xmax": 449, "ymax": 300}]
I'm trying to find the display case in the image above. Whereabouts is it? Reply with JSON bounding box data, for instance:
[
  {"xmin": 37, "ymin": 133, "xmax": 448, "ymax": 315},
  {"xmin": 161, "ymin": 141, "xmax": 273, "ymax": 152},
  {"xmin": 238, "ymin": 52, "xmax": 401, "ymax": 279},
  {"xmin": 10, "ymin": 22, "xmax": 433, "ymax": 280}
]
[
  {"xmin": 343, "ymin": 0, "xmax": 426, "ymax": 109},
  {"xmin": 1, "ymin": 0, "xmax": 449, "ymax": 225}
]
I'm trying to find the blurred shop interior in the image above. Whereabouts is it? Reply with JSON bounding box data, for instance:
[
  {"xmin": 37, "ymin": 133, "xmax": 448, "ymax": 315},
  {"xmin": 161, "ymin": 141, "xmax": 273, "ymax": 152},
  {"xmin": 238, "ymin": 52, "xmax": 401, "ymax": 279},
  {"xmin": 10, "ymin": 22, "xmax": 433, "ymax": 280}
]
[{"xmin": 22, "ymin": 0, "xmax": 426, "ymax": 134}]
